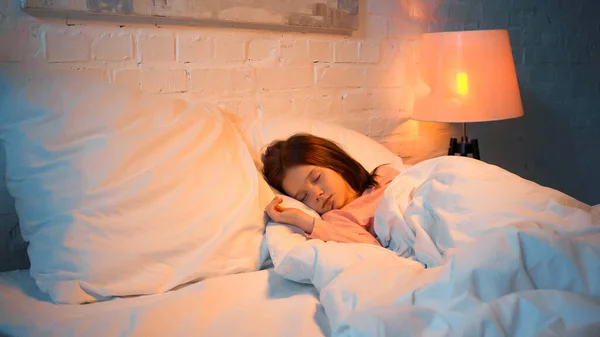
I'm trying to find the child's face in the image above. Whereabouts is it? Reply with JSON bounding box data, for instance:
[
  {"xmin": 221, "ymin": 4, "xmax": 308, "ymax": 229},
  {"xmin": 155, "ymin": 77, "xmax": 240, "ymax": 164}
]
[{"xmin": 281, "ymin": 165, "xmax": 356, "ymax": 214}]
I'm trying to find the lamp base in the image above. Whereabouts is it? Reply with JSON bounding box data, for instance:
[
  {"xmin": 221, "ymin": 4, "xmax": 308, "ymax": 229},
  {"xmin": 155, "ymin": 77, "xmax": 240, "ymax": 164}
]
[{"xmin": 448, "ymin": 137, "xmax": 480, "ymax": 160}]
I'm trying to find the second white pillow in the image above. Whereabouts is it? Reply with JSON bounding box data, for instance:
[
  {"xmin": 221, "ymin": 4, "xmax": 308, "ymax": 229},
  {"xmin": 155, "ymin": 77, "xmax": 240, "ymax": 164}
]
[{"xmin": 0, "ymin": 67, "xmax": 273, "ymax": 304}]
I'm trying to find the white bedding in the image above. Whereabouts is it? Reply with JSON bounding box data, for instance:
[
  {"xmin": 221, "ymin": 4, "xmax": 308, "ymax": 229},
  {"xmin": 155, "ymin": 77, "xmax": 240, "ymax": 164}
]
[
  {"xmin": 0, "ymin": 268, "xmax": 329, "ymax": 337},
  {"xmin": 268, "ymin": 156, "xmax": 600, "ymax": 337}
]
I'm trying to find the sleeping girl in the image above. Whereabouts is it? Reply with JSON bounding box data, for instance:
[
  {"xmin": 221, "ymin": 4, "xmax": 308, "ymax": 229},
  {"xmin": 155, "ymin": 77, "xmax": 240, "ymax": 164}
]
[{"xmin": 262, "ymin": 133, "xmax": 400, "ymax": 246}]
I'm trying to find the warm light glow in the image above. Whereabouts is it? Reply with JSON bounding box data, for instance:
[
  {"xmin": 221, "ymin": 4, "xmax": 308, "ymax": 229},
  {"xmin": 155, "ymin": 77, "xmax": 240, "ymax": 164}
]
[
  {"xmin": 412, "ymin": 29, "xmax": 524, "ymax": 123},
  {"xmin": 456, "ymin": 72, "xmax": 469, "ymax": 96},
  {"xmin": 400, "ymin": 0, "xmax": 443, "ymax": 20}
]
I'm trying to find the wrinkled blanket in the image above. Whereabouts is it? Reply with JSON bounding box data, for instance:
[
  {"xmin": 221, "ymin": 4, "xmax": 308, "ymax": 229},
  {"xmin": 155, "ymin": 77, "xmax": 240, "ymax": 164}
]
[{"xmin": 267, "ymin": 156, "xmax": 600, "ymax": 337}]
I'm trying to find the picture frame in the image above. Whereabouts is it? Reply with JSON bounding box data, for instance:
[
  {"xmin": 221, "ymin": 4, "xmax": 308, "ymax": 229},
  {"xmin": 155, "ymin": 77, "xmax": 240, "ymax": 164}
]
[{"xmin": 23, "ymin": 0, "xmax": 359, "ymax": 34}]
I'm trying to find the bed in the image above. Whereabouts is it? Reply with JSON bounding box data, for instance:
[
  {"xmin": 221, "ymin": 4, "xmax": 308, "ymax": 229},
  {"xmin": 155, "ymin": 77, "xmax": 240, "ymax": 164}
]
[
  {"xmin": 1, "ymin": 66, "xmax": 599, "ymax": 337},
  {"xmin": 0, "ymin": 268, "xmax": 329, "ymax": 337}
]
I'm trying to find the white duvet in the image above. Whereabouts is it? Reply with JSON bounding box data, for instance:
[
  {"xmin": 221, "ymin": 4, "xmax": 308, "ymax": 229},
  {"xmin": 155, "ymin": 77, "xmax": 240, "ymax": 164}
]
[{"xmin": 267, "ymin": 156, "xmax": 600, "ymax": 337}]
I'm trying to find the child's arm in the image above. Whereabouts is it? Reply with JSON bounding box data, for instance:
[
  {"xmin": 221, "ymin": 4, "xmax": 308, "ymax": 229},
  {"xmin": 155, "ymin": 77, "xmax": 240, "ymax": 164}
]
[
  {"xmin": 310, "ymin": 215, "xmax": 380, "ymax": 246},
  {"xmin": 265, "ymin": 196, "xmax": 380, "ymax": 246}
]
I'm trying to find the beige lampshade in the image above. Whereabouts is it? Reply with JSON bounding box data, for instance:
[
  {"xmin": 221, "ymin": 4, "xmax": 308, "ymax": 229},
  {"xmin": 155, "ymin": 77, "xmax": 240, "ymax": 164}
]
[{"xmin": 412, "ymin": 29, "xmax": 524, "ymax": 123}]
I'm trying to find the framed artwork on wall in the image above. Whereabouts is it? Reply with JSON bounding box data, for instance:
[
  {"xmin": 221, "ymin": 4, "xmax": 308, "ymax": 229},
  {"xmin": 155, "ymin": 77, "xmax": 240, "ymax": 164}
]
[{"xmin": 23, "ymin": 0, "xmax": 359, "ymax": 34}]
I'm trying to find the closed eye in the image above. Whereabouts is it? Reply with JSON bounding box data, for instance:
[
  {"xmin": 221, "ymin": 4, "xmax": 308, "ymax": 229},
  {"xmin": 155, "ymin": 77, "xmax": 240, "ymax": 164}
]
[
  {"xmin": 300, "ymin": 193, "xmax": 307, "ymax": 202},
  {"xmin": 313, "ymin": 174, "xmax": 321, "ymax": 183}
]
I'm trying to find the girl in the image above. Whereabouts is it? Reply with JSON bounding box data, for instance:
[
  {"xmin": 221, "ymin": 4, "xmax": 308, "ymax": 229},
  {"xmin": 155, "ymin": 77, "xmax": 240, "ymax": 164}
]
[{"xmin": 262, "ymin": 133, "xmax": 400, "ymax": 246}]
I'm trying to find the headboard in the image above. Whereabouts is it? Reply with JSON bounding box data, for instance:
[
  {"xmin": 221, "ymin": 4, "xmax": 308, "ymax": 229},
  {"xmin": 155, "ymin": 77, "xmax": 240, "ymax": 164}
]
[{"xmin": 0, "ymin": 145, "xmax": 29, "ymax": 272}]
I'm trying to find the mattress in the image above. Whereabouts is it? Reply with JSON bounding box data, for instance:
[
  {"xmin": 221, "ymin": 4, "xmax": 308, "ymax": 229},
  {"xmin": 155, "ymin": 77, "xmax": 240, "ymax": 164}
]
[{"xmin": 0, "ymin": 268, "xmax": 330, "ymax": 337}]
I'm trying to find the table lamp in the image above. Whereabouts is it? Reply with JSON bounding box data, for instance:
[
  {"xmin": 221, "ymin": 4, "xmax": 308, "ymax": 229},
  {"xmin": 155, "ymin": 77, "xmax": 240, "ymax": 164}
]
[{"xmin": 411, "ymin": 29, "xmax": 524, "ymax": 160}]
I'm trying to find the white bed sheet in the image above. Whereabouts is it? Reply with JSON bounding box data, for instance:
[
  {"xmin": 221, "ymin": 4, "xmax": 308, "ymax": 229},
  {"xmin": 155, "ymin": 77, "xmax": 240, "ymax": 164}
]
[{"xmin": 0, "ymin": 268, "xmax": 329, "ymax": 337}]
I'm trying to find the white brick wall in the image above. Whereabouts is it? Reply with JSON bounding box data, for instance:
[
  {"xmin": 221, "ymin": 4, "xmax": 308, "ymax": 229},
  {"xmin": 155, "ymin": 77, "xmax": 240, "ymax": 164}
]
[
  {"xmin": 138, "ymin": 34, "xmax": 176, "ymax": 62},
  {"xmin": 258, "ymin": 66, "xmax": 314, "ymax": 90},
  {"xmin": 214, "ymin": 37, "xmax": 246, "ymax": 63},
  {"xmin": 189, "ymin": 68, "xmax": 254, "ymax": 95},
  {"xmin": 247, "ymin": 39, "xmax": 278, "ymax": 61},
  {"xmin": 177, "ymin": 34, "xmax": 212, "ymax": 63},
  {"xmin": 358, "ymin": 41, "xmax": 380, "ymax": 63},
  {"xmin": 141, "ymin": 68, "xmax": 187, "ymax": 93},
  {"xmin": 92, "ymin": 32, "xmax": 133, "ymax": 61},
  {"xmin": 279, "ymin": 40, "xmax": 310, "ymax": 64},
  {"xmin": 45, "ymin": 27, "xmax": 93, "ymax": 62},
  {"xmin": 309, "ymin": 41, "xmax": 332, "ymax": 62},
  {"xmin": 334, "ymin": 41, "xmax": 359, "ymax": 63},
  {"xmin": 0, "ymin": 0, "xmax": 452, "ymax": 164},
  {"xmin": 317, "ymin": 65, "xmax": 366, "ymax": 88}
]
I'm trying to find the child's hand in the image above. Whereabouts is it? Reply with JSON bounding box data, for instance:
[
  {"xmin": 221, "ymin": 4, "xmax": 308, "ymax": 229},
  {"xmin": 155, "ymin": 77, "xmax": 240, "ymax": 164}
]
[
  {"xmin": 264, "ymin": 196, "xmax": 304, "ymax": 223},
  {"xmin": 264, "ymin": 196, "xmax": 315, "ymax": 234}
]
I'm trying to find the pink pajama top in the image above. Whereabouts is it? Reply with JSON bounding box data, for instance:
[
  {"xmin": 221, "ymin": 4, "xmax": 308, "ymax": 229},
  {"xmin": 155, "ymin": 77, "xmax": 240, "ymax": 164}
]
[{"xmin": 308, "ymin": 165, "xmax": 400, "ymax": 246}]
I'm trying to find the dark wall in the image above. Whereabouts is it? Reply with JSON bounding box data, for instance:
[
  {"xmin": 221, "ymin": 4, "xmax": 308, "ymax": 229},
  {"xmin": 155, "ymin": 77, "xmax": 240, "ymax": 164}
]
[{"xmin": 430, "ymin": 0, "xmax": 600, "ymax": 205}]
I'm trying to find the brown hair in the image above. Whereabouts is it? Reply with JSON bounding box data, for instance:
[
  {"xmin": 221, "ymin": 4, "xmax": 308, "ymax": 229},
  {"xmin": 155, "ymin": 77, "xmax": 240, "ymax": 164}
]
[{"xmin": 261, "ymin": 133, "xmax": 379, "ymax": 196}]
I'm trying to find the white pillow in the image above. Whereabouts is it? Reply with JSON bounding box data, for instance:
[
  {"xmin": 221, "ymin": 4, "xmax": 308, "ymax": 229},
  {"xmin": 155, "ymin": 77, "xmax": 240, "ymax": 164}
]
[
  {"xmin": 0, "ymin": 66, "xmax": 273, "ymax": 304},
  {"xmin": 239, "ymin": 116, "xmax": 405, "ymax": 173}
]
